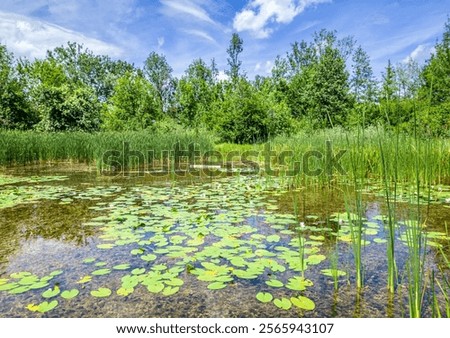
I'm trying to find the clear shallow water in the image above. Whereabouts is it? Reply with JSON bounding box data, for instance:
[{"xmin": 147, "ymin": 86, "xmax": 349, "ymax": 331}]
[{"xmin": 0, "ymin": 167, "xmax": 449, "ymax": 318}]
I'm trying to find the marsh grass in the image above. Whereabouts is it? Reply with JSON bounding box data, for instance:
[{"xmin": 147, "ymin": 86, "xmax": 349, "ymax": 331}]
[{"xmin": 0, "ymin": 129, "xmax": 215, "ymax": 168}]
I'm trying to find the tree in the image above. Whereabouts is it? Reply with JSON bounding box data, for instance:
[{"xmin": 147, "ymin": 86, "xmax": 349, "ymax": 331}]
[
  {"xmin": 226, "ymin": 33, "xmax": 244, "ymax": 81},
  {"xmin": 143, "ymin": 52, "xmax": 175, "ymax": 113},
  {"xmin": 103, "ymin": 71, "xmax": 162, "ymax": 131},
  {"xmin": 421, "ymin": 17, "xmax": 450, "ymax": 105},
  {"xmin": 175, "ymin": 58, "xmax": 216, "ymax": 126},
  {"xmin": 351, "ymin": 46, "xmax": 377, "ymax": 103},
  {"xmin": 47, "ymin": 42, "xmax": 133, "ymax": 102},
  {"xmin": 0, "ymin": 45, "xmax": 36, "ymax": 129}
]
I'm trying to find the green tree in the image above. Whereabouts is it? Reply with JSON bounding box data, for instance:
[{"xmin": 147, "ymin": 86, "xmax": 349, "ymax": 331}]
[
  {"xmin": 175, "ymin": 58, "xmax": 216, "ymax": 126},
  {"xmin": 226, "ymin": 33, "xmax": 244, "ymax": 81},
  {"xmin": 143, "ymin": 52, "xmax": 175, "ymax": 113},
  {"xmin": 0, "ymin": 45, "xmax": 35, "ymax": 129},
  {"xmin": 103, "ymin": 71, "xmax": 162, "ymax": 131}
]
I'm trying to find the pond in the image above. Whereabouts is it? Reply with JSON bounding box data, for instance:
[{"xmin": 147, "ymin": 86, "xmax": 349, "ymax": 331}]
[{"xmin": 1, "ymin": 166, "xmax": 449, "ymax": 318}]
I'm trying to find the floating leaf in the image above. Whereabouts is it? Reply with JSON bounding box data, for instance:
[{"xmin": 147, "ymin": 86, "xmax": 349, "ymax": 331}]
[
  {"xmin": 117, "ymin": 287, "xmax": 134, "ymax": 297},
  {"xmin": 37, "ymin": 300, "xmax": 58, "ymax": 313},
  {"xmin": 162, "ymin": 286, "xmax": 179, "ymax": 296},
  {"xmin": 165, "ymin": 278, "xmax": 184, "ymax": 287},
  {"xmin": 267, "ymin": 235, "xmax": 280, "ymax": 243},
  {"xmin": 266, "ymin": 279, "xmax": 284, "ymax": 288},
  {"xmin": 97, "ymin": 244, "xmax": 115, "ymax": 249},
  {"xmin": 10, "ymin": 272, "xmax": 32, "ymax": 279},
  {"xmin": 147, "ymin": 282, "xmax": 164, "ymax": 293},
  {"xmin": 83, "ymin": 258, "xmax": 96, "ymax": 264},
  {"xmin": 373, "ymin": 238, "xmax": 387, "ymax": 244},
  {"xmin": 207, "ymin": 282, "xmax": 227, "ymax": 290},
  {"xmin": 306, "ymin": 254, "xmax": 326, "ymax": 265},
  {"xmin": 92, "ymin": 269, "xmax": 111, "ymax": 276},
  {"xmin": 113, "ymin": 264, "xmax": 131, "ymax": 271},
  {"xmin": 90, "ymin": 288, "xmax": 112, "ymax": 298},
  {"xmin": 9, "ymin": 286, "xmax": 31, "ymax": 294},
  {"xmin": 131, "ymin": 268, "xmax": 146, "ymax": 275},
  {"xmin": 61, "ymin": 289, "xmax": 79, "ymax": 300},
  {"xmin": 0, "ymin": 282, "xmax": 19, "ymax": 291},
  {"xmin": 256, "ymin": 292, "xmax": 273, "ymax": 303},
  {"xmin": 18, "ymin": 276, "xmax": 39, "ymax": 286},
  {"xmin": 291, "ymin": 296, "xmax": 315, "ymax": 311},
  {"xmin": 274, "ymin": 298, "xmax": 292, "ymax": 310},
  {"xmin": 95, "ymin": 262, "xmax": 107, "ymax": 267},
  {"xmin": 42, "ymin": 286, "xmax": 60, "ymax": 298},
  {"xmin": 26, "ymin": 303, "xmax": 40, "ymax": 312},
  {"xmin": 141, "ymin": 254, "xmax": 157, "ymax": 262},
  {"xmin": 76, "ymin": 276, "xmax": 92, "ymax": 284},
  {"xmin": 49, "ymin": 270, "xmax": 63, "ymax": 277},
  {"xmin": 131, "ymin": 248, "xmax": 145, "ymax": 255},
  {"xmin": 29, "ymin": 281, "xmax": 50, "ymax": 290},
  {"xmin": 286, "ymin": 277, "xmax": 313, "ymax": 291}
]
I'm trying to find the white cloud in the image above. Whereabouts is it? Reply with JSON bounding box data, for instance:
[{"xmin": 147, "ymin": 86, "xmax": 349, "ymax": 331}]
[
  {"xmin": 402, "ymin": 44, "xmax": 434, "ymax": 63},
  {"xmin": 217, "ymin": 70, "xmax": 229, "ymax": 81},
  {"xmin": 183, "ymin": 29, "xmax": 217, "ymax": 44},
  {"xmin": 160, "ymin": 0, "xmax": 215, "ymax": 24},
  {"xmin": 158, "ymin": 37, "xmax": 165, "ymax": 48},
  {"xmin": 233, "ymin": 0, "xmax": 331, "ymax": 38},
  {"xmin": 0, "ymin": 11, "xmax": 123, "ymax": 60}
]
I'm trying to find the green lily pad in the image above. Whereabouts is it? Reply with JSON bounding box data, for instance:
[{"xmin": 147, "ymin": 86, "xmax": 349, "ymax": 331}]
[
  {"xmin": 92, "ymin": 269, "xmax": 111, "ymax": 276},
  {"xmin": 306, "ymin": 254, "xmax": 326, "ymax": 265},
  {"xmin": 18, "ymin": 276, "xmax": 39, "ymax": 286},
  {"xmin": 141, "ymin": 254, "xmax": 157, "ymax": 262},
  {"xmin": 0, "ymin": 283, "xmax": 18, "ymax": 291},
  {"xmin": 76, "ymin": 276, "xmax": 92, "ymax": 284},
  {"xmin": 90, "ymin": 288, "xmax": 112, "ymax": 298},
  {"xmin": 266, "ymin": 279, "xmax": 284, "ymax": 288},
  {"xmin": 291, "ymin": 296, "xmax": 316, "ymax": 311},
  {"xmin": 256, "ymin": 292, "xmax": 273, "ymax": 303},
  {"xmin": 42, "ymin": 286, "xmax": 60, "ymax": 298},
  {"xmin": 162, "ymin": 286, "xmax": 180, "ymax": 296},
  {"xmin": 9, "ymin": 286, "xmax": 31, "ymax": 294},
  {"xmin": 95, "ymin": 262, "xmax": 107, "ymax": 267},
  {"xmin": 61, "ymin": 289, "xmax": 79, "ymax": 300},
  {"xmin": 267, "ymin": 235, "xmax": 281, "ymax": 243},
  {"xmin": 207, "ymin": 282, "xmax": 227, "ymax": 290},
  {"xmin": 117, "ymin": 287, "xmax": 134, "ymax": 297},
  {"xmin": 113, "ymin": 264, "xmax": 131, "ymax": 271},
  {"xmin": 37, "ymin": 300, "xmax": 58, "ymax": 313},
  {"xmin": 165, "ymin": 278, "xmax": 184, "ymax": 287},
  {"xmin": 373, "ymin": 238, "xmax": 387, "ymax": 244},
  {"xmin": 286, "ymin": 277, "xmax": 313, "ymax": 291},
  {"xmin": 83, "ymin": 258, "xmax": 96, "ymax": 264},
  {"xmin": 274, "ymin": 298, "xmax": 292, "ymax": 310},
  {"xmin": 131, "ymin": 268, "xmax": 146, "ymax": 275},
  {"xmin": 147, "ymin": 282, "xmax": 164, "ymax": 293},
  {"xmin": 10, "ymin": 272, "xmax": 32, "ymax": 279},
  {"xmin": 29, "ymin": 281, "xmax": 50, "ymax": 290}
]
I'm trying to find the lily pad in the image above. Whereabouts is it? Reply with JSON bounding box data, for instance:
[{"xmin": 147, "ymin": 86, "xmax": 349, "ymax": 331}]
[
  {"xmin": 321, "ymin": 269, "xmax": 347, "ymax": 277},
  {"xmin": 83, "ymin": 258, "xmax": 96, "ymax": 264},
  {"xmin": 49, "ymin": 270, "xmax": 63, "ymax": 277},
  {"xmin": 42, "ymin": 286, "xmax": 60, "ymax": 298},
  {"xmin": 291, "ymin": 296, "xmax": 316, "ymax": 311},
  {"xmin": 147, "ymin": 283, "xmax": 164, "ymax": 293},
  {"xmin": 90, "ymin": 288, "xmax": 112, "ymax": 298},
  {"xmin": 113, "ymin": 264, "xmax": 131, "ymax": 271},
  {"xmin": 265, "ymin": 279, "xmax": 284, "ymax": 288},
  {"xmin": 61, "ymin": 289, "xmax": 79, "ymax": 300},
  {"xmin": 141, "ymin": 254, "xmax": 157, "ymax": 262},
  {"xmin": 162, "ymin": 286, "xmax": 179, "ymax": 296},
  {"xmin": 37, "ymin": 300, "xmax": 59, "ymax": 313},
  {"xmin": 267, "ymin": 235, "xmax": 281, "ymax": 243},
  {"xmin": 76, "ymin": 276, "xmax": 92, "ymax": 284},
  {"xmin": 117, "ymin": 287, "xmax": 134, "ymax": 297},
  {"xmin": 256, "ymin": 292, "xmax": 273, "ymax": 303},
  {"xmin": 207, "ymin": 282, "xmax": 227, "ymax": 290},
  {"xmin": 92, "ymin": 269, "xmax": 111, "ymax": 276},
  {"xmin": 274, "ymin": 298, "xmax": 292, "ymax": 310}
]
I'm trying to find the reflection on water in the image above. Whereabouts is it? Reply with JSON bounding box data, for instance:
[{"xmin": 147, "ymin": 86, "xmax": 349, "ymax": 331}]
[{"xmin": 0, "ymin": 167, "xmax": 449, "ymax": 318}]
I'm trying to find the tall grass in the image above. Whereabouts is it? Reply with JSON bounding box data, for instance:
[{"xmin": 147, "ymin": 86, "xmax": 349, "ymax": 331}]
[
  {"xmin": 0, "ymin": 129, "xmax": 215, "ymax": 168},
  {"xmin": 270, "ymin": 127, "xmax": 450, "ymax": 186}
]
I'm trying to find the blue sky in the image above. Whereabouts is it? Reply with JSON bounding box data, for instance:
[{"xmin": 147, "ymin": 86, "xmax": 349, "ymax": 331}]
[{"xmin": 0, "ymin": 0, "xmax": 449, "ymax": 79}]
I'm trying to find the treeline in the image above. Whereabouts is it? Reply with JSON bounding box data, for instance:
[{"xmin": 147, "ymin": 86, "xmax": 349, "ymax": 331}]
[{"xmin": 1, "ymin": 19, "xmax": 450, "ymax": 143}]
